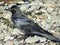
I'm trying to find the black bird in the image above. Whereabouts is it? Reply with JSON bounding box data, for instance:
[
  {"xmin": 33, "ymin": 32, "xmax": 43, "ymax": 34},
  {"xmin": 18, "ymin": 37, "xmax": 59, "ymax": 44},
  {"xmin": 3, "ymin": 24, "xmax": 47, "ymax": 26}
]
[{"xmin": 7, "ymin": 5, "xmax": 60, "ymax": 42}]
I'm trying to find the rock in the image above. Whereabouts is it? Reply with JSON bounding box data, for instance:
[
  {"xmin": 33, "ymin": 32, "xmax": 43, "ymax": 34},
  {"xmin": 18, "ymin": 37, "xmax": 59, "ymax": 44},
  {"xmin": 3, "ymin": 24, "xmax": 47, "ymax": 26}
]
[
  {"xmin": 44, "ymin": 0, "xmax": 56, "ymax": 4},
  {"xmin": 41, "ymin": 20, "xmax": 46, "ymax": 28},
  {"xmin": 4, "ymin": 41, "xmax": 14, "ymax": 45},
  {"xmin": 0, "ymin": 34, "xmax": 4, "ymax": 40},
  {"xmin": 12, "ymin": 28, "xmax": 24, "ymax": 35},
  {"xmin": 35, "ymin": 43, "xmax": 46, "ymax": 45},
  {"xmin": 0, "ymin": 14, "xmax": 4, "ymax": 17},
  {"xmin": 4, "ymin": 36, "xmax": 14, "ymax": 41},
  {"xmin": 3, "ymin": 11, "xmax": 12, "ymax": 21},
  {"xmin": 0, "ymin": 42, "xmax": 3, "ymax": 45},
  {"xmin": 45, "ymin": 19, "xmax": 52, "ymax": 29},
  {"xmin": 40, "ymin": 9, "xmax": 47, "ymax": 13},
  {"xmin": 58, "ymin": 8, "xmax": 60, "ymax": 15},
  {"xmin": 35, "ymin": 36, "xmax": 47, "ymax": 42},
  {"xmin": 25, "ymin": 36, "xmax": 39, "ymax": 43},
  {"xmin": 13, "ymin": 39, "xmax": 20, "ymax": 45},
  {"xmin": 47, "ymin": 7, "xmax": 54, "ymax": 13},
  {"xmin": 13, "ymin": 39, "xmax": 24, "ymax": 45},
  {"xmin": 16, "ymin": 1, "xmax": 24, "ymax": 4},
  {"xmin": 0, "ymin": 1, "xmax": 4, "ymax": 5},
  {"xmin": 29, "ymin": 2, "xmax": 40, "ymax": 11},
  {"xmin": 20, "ymin": 4, "xmax": 30, "ymax": 12},
  {"xmin": 50, "ymin": 42, "xmax": 56, "ymax": 45},
  {"xmin": 0, "ymin": 6, "xmax": 4, "ymax": 14}
]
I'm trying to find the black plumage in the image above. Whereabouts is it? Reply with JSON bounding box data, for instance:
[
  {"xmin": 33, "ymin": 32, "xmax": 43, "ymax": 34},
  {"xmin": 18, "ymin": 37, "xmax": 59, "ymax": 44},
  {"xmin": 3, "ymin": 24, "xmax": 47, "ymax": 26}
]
[{"xmin": 8, "ymin": 5, "xmax": 60, "ymax": 42}]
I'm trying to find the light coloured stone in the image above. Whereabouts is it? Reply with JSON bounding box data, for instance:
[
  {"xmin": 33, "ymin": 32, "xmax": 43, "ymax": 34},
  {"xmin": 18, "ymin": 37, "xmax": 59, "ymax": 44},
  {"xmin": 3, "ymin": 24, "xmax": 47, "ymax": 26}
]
[
  {"xmin": 20, "ymin": 4, "xmax": 30, "ymax": 12},
  {"xmin": 4, "ymin": 41, "xmax": 14, "ymax": 45},
  {"xmin": 13, "ymin": 39, "xmax": 20, "ymax": 45},
  {"xmin": 0, "ymin": 34, "xmax": 4, "ymax": 40},
  {"xmin": 25, "ymin": 36, "xmax": 39, "ymax": 43},
  {"xmin": 0, "ymin": 6, "xmax": 4, "ymax": 13},
  {"xmin": 12, "ymin": 28, "xmax": 24, "ymax": 35},
  {"xmin": 13, "ymin": 39, "xmax": 24, "ymax": 45},
  {"xmin": 0, "ymin": 1, "xmax": 4, "ymax": 5},
  {"xmin": 0, "ymin": 42, "xmax": 3, "ymax": 45},
  {"xmin": 17, "ymin": 1, "xmax": 24, "ymax": 4},
  {"xmin": 0, "ymin": 14, "xmax": 4, "ymax": 17},
  {"xmin": 4, "ymin": 36, "xmax": 14, "ymax": 41},
  {"xmin": 35, "ymin": 36, "xmax": 47, "ymax": 42},
  {"xmin": 36, "ymin": 43, "xmax": 46, "ymax": 45},
  {"xmin": 3, "ymin": 11, "xmax": 12, "ymax": 21},
  {"xmin": 47, "ymin": 7, "xmax": 54, "ymax": 13},
  {"xmin": 39, "ymin": 15, "xmax": 48, "ymax": 19},
  {"xmin": 41, "ymin": 20, "xmax": 46, "ymax": 28},
  {"xmin": 40, "ymin": 9, "xmax": 47, "ymax": 13}
]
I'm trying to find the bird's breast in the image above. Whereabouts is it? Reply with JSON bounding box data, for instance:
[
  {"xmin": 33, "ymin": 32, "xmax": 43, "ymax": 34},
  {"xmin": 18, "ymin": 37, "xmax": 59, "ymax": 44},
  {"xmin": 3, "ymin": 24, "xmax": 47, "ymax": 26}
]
[{"xmin": 13, "ymin": 18, "xmax": 29, "ymax": 26}]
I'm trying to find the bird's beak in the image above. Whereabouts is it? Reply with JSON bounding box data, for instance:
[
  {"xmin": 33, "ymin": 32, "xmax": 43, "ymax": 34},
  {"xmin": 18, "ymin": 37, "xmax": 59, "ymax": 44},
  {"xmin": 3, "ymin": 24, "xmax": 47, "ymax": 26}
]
[{"xmin": 4, "ymin": 8, "xmax": 11, "ymax": 11}]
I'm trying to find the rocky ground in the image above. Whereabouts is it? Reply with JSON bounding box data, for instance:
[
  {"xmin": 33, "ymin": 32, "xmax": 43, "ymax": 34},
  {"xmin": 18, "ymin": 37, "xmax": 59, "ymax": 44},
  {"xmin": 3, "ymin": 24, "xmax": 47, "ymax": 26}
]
[{"xmin": 0, "ymin": 0, "xmax": 60, "ymax": 45}]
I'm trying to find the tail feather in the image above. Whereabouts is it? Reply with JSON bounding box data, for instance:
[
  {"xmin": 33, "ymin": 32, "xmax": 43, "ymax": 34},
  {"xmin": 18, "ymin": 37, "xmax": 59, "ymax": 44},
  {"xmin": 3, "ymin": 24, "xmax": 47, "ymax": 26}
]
[{"xmin": 32, "ymin": 32, "xmax": 60, "ymax": 42}]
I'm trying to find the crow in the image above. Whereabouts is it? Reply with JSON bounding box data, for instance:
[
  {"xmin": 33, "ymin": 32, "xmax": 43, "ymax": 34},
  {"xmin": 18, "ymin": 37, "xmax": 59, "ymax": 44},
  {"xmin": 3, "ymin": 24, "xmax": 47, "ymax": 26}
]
[{"xmin": 7, "ymin": 5, "xmax": 60, "ymax": 42}]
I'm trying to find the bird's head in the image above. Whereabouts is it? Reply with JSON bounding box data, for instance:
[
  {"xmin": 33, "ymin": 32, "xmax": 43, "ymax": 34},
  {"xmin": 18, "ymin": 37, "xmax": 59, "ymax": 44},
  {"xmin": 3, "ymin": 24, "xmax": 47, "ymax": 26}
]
[
  {"xmin": 5, "ymin": 5, "xmax": 23, "ymax": 18},
  {"xmin": 9, "ymin": 5, "xmax": 19, "ymax": 13},
  {"xmin": 5, "ymin": 5, "xmax": 21, "ymax": 14}
]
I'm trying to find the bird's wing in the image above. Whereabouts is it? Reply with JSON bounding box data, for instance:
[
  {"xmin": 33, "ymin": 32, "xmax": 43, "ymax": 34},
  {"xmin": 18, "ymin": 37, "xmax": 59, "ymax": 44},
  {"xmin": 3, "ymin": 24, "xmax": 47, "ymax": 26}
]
[
  {"xmin": 14, "ymin": 15, "xmax": 53, "ymax": 35},
  {"xmin": 16, "ymin": 18, "xmax": 60, "ymax": 42}
]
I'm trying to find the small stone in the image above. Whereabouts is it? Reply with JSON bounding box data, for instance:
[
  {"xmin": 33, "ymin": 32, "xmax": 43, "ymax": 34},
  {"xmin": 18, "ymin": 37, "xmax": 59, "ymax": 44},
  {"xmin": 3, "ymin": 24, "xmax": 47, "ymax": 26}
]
[
  {"xmin": 36, "ymin": 43, "xmax": 46, "ymax": 45},
  {"xmin": 0, "ymin": 1, "xmax": 4, "ymax": 5},
  {"xmin": 12, "ymin": 28, "xmax": 24, "ymax": 35},
  {"xmin": 17, "ymin": 1, "xmax": 24, "ymax": 4},
  {"xmin": 20, "ymin": 4, "xmax": 30, "ymax": 12},
  {"xmin": 0, "ymin": 34, "xmax": 4, "ymax": 40},
  {"xmin": 3, "ymin": 11, "xmax": 12, "ymax": 21},
  {"xmin": 25, "ymin": 36, "xmax": 39, "ymax": 43},
  {"xmin": 58, "ymin": 9, "xmax": 60, "ymax": 15},
  {"xmin": 50, "ymin": 42, "xmax": 56, "ymax": 45},
  {"xmin": 40, "ymin": 9, "xmax": 47, "ymax": 13},
  {"xmin": 35, "ymin": 36, "xmax": 47, "ymax": 42},
  {"xmin": 29, "ymin": 2, "xmax": 40, "ymax": 11},
  {"xmin": 4, "ymin": 41, "xmax": 14, "ymax": 45},
  {"xmin": 13, "ymin": 39, "xmax": 20, "ymax": 45},
  {"xmin": 0, "ymin": 42, "xmax": 3, "ymax": 45},
  {"xmin": 47, "ymin": 7, "xmax": 54, "ymax": 13},
  {"xmin": 0, "ymin": 6, "xmax": 4, "ymax": 14},
  {"xmin": 13, "ymin": 39, "xmax": 24, "ymax": 45},
  {"xmin": 45, "ymin": 19, "xmax": 52, "ymax": 29},
  {"xmin": 4, "ymin": 36, "xmax": 14, "ymax": 41},
  {"xmin": 0, "ymin": 14, "xmax": 4, "ymax": 17},
  {"xmin": 41, "ymin": 20, "xmax": 46, "ymax": 28}
]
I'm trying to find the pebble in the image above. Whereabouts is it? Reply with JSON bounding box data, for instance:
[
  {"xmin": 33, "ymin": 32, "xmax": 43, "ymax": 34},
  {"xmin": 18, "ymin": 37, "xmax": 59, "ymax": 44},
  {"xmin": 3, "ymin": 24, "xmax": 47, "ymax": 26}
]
[
  {"xmin": 25, "ymin": 36, "xmax": 39, "ymax": 43},
  {"xmin": 3, "ymin": 11, "xmax": 12, "ymax": 21},
  {"xmin": 47, "ymin": 7, "xmax": 54, "ymax": 13},
  {"xmin": 13, "ymin": 39, "xmax": 24, "ymax": 45},
  {"xmin": 35, "ymin": 36, "xmax": 47, "ymax": 42},
  {"xmin": 0, "ymin": 1, "xmax": 4, "ymax": 5},
  {"xmin": 16, "ymin": 1, "xmax": 24, "ymax": 4},
  {"xmin": 4, "ymin": 36, "xmax": 14, "ymax": 41},
  {"xmin": 12, "ymin": 28, "xmax": 24, "ymax": 35},
  {"xmin": 0, "ymin": 6, "xmax": 4, "ymax": 14},
  {"xmin": 4, "ymin": 41, "xmax": 14, "ymax": 45},
  {"xmin": 20, "ymin": 4, "xmax": 30, "ymax": 12},
  {"xmin": 0, "ymin": 42, "xmax": 3, "ymax": 45},
  {"xmin": 0, "ymin": 34, "xmax": 4, "ymax": 40}
]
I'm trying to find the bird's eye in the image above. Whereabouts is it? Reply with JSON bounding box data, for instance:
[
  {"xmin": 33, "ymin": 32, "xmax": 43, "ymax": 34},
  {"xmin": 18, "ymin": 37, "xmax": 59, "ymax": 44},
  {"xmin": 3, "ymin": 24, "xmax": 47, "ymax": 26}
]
[{"xmin": 13, "ymin": 17, "xmax": 17, "ymax": 19}]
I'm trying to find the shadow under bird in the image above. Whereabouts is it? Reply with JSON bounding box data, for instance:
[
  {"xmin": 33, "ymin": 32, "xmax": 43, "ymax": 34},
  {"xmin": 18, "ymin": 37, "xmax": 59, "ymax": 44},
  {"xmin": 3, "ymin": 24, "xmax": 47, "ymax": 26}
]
[{"xmin": 6, "ymin": 5, "xmax": 60, "ymax": 42}]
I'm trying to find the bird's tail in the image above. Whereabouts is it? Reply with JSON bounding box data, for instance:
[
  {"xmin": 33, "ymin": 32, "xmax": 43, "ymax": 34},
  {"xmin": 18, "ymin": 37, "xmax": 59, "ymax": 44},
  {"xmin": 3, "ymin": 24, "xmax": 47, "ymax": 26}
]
[{"xmin": 32, "ymin": 31, "xmax": 60, "ymax": 42}]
